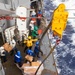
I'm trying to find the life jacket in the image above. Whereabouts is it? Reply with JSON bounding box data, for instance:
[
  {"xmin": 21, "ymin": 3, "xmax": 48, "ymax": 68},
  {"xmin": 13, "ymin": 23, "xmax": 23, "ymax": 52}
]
[
  {"xmin": 26, "ymin": 40, "xmax": 33, "ymax": 47},
  {"xmin": 31, "ymin": 18, "xmax": 36, "ymax": 22}
]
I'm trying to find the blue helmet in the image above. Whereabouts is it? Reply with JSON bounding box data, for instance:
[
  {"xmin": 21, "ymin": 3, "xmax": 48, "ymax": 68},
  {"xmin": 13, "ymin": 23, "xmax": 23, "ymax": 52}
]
[
  {"xmin": 17, "ymin": 51, "xmax": 21, "ymax": 56},
  {"xmin": 26, "ymin": 49, "xmax": 32, "ymax": 53},
  {"xmin": 36, "ymin": 41, "xmax": 39, "ymax": 45},
  {"xmin": 26, "ymin": 49, "xmax": 34, "ymax": 56}
]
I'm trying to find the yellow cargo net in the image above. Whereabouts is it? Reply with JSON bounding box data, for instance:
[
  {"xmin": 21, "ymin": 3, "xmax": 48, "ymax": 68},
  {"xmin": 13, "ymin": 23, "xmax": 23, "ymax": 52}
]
[{"xmin": 51, "ymin": 3, "xmax": 68, "ymax": 39}]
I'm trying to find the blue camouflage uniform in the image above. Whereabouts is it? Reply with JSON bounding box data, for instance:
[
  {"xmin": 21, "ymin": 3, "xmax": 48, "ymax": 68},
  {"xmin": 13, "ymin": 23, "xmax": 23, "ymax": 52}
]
[
  {"xmin": 14, "ymin": 51, "xmax": 23, "ymax": 67},
  {"xmin": 26, "ymin": 49, "xmax": 35, "ymax": 57}
]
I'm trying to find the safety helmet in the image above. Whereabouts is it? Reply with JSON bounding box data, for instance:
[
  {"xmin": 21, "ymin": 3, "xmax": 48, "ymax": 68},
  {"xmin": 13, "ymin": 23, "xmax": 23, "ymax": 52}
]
[
  {"xmin": 0, "ymin": 46, "xmax": 4, "ymax": 50},
  {"xmin": 36, "ymin": 41, "xmax": 39, "ymax": 45},
  {"xmin": 17, "ymin": 51, "xmax": 21, "ymax": 56},
  {"xmin": 28, "ymin": 36, "xmax": 31, "ymax": 40},
  {"xmin": 26, "ymin": 49, "xmax": 32, "ymax": 53},
  {"xmin": 30, "ymin": 20, "xmax": 35, "ymax": 24},
  {"xmin": 31, "ymin": 11, "xmax": 36, "ymax": 16}
]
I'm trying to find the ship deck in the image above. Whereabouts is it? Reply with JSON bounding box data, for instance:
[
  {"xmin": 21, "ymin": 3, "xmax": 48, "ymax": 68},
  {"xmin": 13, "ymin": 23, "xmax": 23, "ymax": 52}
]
[
  {"xmin": 0, "ymin": 0, "xmax": 58, "ymax": 74},
  {"xmin": 1, "ymin": 19, "xmax": 58, "ymax": 75}
]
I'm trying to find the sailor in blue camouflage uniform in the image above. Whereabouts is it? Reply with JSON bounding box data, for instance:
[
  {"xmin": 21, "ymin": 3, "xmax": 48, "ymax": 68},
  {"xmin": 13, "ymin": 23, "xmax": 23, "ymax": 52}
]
[{"xmin": 14, "ymin": 51, "xmax": 23, "ymax": 67}]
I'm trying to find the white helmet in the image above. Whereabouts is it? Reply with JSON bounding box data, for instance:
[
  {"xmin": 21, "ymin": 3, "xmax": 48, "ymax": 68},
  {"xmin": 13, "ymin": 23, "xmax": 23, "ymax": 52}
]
[
  {"xmin": 0, "ymin": 46, "xmax": 4, "ymax": 50},
  {"xmin": 31, "ymin": 11, "xmax": 36, "ymax": 16},
  {"xmin": 30, "ymin": 20, "xmax": 35, "ymax": 24}
]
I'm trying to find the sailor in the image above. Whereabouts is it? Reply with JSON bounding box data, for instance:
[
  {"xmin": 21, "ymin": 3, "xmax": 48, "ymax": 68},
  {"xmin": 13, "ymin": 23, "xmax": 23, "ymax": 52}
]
[
  {"xmin": 31, "ymin": 10, "xmax": 36, "ymax": 17},
  {"xmin": 29, "ymin": 20, "xmax": 35, "ymax": 36},
  {"xmin": 34, "ymin": 41, "xmax": 43, "ymax": 58},
  {"xmin": 31, "ymin": 25, "xmax": 38, "ymax": 39},
  {"xmin": 26, "ymin": 49, "xmax": 35, "ymax": 57},
  {"xmin": 24, "ymin": 36, "xmax": 38, "ymax": 52},
  {"xmin": 10, "ymin": 38, "xmax": 18, "ymax": 55},
  {"xmin": 14, "ymin": 26, "xmax": 20, "ymax": 45},
  {"xmin": 0, "ymin": 46, "xmax": 7, "ymax": 63},
  {"xmin": 30, "ymin": 1, "xmax": 38, "ymax": 9},
  {"xmin": 14, "ymin": 51, "xmax": 23, "ymax": 67},
  {"xmin": 22, "ymin": 33, "xmax": 27, "ymax": 47},
  {"xmin": 37, "ymin": 10, "xmax": 42, "ymax": 27}
]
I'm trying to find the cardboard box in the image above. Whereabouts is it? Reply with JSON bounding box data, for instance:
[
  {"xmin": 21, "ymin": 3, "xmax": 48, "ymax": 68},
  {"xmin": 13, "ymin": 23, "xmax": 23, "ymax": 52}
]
[
  {"xmin": 31, "ymin": 61, "xmax": 41, "ymax": 66},
  {"xmin": 23, "ymin": 61, "xmax": 44, "ymax": 75},
  {"xmin": 24, "ymin": 67, "xmax": 37, "ymax": 74},
  {"xmin": 21, "ymin": 63, "xmax": 30, "ymax": 69},
  {"xmin": 23, "ymin": 65, "xmax": 44, "ymax": 75},
  {"xmin": 25, "ymin": 55, "xmax": 33, "ymax": 62},
  {"xmin": 3, "ymin": 43, "xmax": 13, "ymax": 52}
]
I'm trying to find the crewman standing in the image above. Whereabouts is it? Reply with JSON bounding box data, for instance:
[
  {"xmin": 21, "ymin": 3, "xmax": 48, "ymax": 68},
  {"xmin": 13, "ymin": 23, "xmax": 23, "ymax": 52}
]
[
  {"xmin": 10, "ymin": 38, "xmax": 18, "ymax": 55},
  {"xmin": 24, "ymin": 36, "xmax": 38, "ymax": 52}
]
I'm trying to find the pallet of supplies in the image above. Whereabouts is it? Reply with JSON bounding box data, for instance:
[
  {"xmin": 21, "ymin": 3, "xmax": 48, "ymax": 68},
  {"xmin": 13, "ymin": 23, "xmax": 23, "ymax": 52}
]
[
  {"xmin": 23, "ymin": 61, "xmax": 44, "ymax": 75},
  {"xmin": 3, "ymin": 43, "xmax": 13, "ymax": 52},
  {"xmin": 21, "ymin": 63, "xmax": 30, "ymax": 69},
  {"xmin": 25, "ymin": 55, "xmax": 33, "ymax": 62}
]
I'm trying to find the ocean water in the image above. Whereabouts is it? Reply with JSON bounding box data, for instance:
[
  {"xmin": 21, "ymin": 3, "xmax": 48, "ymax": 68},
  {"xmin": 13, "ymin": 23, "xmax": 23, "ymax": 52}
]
[{"xmin": 43, "ymin": 0, "xmax": 75, "ymax": 75}]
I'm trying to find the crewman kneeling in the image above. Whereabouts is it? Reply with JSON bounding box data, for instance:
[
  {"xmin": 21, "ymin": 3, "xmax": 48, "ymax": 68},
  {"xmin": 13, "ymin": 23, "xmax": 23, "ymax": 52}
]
[
  {"xmin": 26, "ymin": 49, "xmax": 35, "ymax": 57},
  {"xmin": 25, "ymin": 49, "xmax": 35, "ymax": 63}
]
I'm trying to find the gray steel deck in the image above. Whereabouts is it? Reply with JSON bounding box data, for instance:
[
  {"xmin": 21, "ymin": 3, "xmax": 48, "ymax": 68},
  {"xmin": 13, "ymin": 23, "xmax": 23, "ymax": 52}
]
[{"xmin": 40, "ymin": 32, "xmax": 58, "ymax": 75}]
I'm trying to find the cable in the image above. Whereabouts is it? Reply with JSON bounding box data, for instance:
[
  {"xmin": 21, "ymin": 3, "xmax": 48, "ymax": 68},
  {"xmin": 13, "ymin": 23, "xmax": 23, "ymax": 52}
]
[
  {"xmin": 39, "ymin": 22, "xmax": 52, "ymax": 45},
  {"xmin": 35, "ymin": 43, "xmax": 57, "ymax": 75}
]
